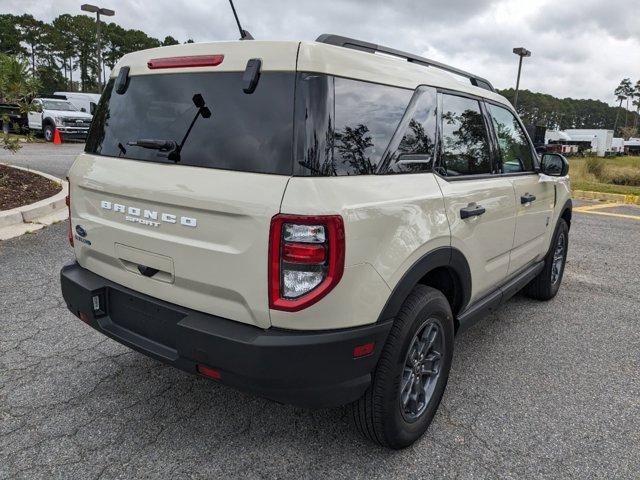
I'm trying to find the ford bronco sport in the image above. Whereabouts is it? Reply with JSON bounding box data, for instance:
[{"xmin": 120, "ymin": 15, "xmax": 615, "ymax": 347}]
[{"xmin": 60, "ymin": 34, "xmax": 572, "ymax": 449}]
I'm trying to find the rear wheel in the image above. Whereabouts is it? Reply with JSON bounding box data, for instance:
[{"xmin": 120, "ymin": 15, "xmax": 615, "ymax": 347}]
[
  {"xmin": 43, "ymin": 124, "xmax": 55, "ymax": 142},
  {"xmin": 351, "ymin": 285, "xmax": 454, "ymax": 449},
  {"xmin": 523, "ymin": 218, "xmax": 569, "ymax": 300}
]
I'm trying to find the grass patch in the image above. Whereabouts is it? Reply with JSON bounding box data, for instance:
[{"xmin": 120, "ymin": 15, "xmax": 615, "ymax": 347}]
[
  {"xmin": 3, "ymin": 132, "xmax": 45, "ymax": 143},
  {"xmin": 569, "ymin": 156, "xmax": 640, "ymax": 196}
]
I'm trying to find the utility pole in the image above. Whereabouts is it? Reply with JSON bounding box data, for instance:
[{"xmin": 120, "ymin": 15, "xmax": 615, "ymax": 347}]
[
  {"xmin": 512, "ymin": 47, "xmax": 531, "ymax": 110},
  {"xmin": 81, "ymin": 4, "xmax": 115, "ymax": 93}
]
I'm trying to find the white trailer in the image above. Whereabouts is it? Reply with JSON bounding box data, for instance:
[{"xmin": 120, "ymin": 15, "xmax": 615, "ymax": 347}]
[
  {"xmin": 54, "ymin": 92, "xmax": 101, "ymax": 115},
  {"xmin": 611, "ymin": 138, "xmax": 625, "ymax": 154},
  {"xmin": 564, "ymin": 129, "xmax": 613, "ymax": 157}
]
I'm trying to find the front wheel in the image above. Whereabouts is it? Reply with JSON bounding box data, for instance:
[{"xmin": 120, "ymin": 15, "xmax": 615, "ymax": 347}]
[
  {"xmin": 351, "ymin": 285, "xmax": 454, "ymax": 449},
  {"xmin": 524, "ymin": 218, "xmax": 569, "ymax": 300},
  {"xmin": 43, "ymin": 124, "xmax": 55, "ymax": 142}
]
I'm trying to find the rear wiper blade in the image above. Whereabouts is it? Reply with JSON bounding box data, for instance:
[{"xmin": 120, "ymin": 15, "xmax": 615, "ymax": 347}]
[
  {"xmin": 126, "ymin": 139, "xmax": 177, "ymax": 152},
  {"xmin": 126, "ymin": 94, "xmax": 211, "ymax": 164}
]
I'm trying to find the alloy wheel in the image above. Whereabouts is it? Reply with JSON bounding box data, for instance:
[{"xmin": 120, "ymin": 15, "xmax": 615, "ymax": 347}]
[
  {"xmin": 400, "ymin": 319, "xmax": 443, "ymax": 422},
  {"xmin": 551, "ymin": 232, "xmax": 566, "ymax": 285}
]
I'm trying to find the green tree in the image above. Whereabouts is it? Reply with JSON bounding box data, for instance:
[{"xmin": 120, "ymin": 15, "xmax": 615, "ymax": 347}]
[
  {"xmin": 632, "ymin": 80, "xmax": 640, "ymax": 129},
  {"xmin": 51, "ymin": 15, "xmax": 79, "ymax": 90},
  {"xmin": 162, "ymin": 35, "xmax": 180, "ymax": 46},
  {"xmin": 0, "ymin": 54, "xmax": 40, "ymax": 151},
  {"xmin": 35, "ymin": 65, "xmax": 67, "ymax": 94},
  {"xmin": 613, "ymin": 78, "xmax": 631, "ymax": 132},
  {"xmin": 16, "ymin": 14, "xmax": 46, "ymax": 71},
  {"xmin": 0, "ymin": 14, "xmax": 26, "ymax": 56},
  {"xmin": 499, "ymin": 87, "xmax": 640, "ymax": 136}
]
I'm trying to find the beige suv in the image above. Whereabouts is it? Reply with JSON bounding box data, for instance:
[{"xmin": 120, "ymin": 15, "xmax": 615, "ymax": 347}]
[{"xmin": 60, "ymin": 34, "xmax": 572, "ymax": 449}]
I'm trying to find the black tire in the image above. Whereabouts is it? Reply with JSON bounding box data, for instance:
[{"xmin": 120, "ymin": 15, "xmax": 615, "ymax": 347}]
[
  {"xmin": 43, "ymin": 124, "xmax": 55, "ymax": 142},
  {"xmin": 523, "ymin": 218, "xmax": 569, "ymax": 300},
  {"xmin": 351, "ymin": 285, "xmax": 454, "ymax": 449}
]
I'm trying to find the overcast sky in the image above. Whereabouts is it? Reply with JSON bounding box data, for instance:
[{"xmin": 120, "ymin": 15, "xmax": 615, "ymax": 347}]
[{"xmin": 6, "ymin": 0, "xmax": 640, "ymax": 104}]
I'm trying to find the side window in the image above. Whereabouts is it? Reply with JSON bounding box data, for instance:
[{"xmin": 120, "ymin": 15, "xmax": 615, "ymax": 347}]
[
  {"xmin": 487, "ymin": 103, "xmax": 535, "ymax": 172},
  {"xmin": 439, "ymin": 94, "xmax": 492, "ymax": 176},
  {"xmin": 387, "ymin": 86, "xmax": 437, "ymax": 174},
  {"xmin": 333, "ymin": 78, "xmax": 413, "ymax": 175}
]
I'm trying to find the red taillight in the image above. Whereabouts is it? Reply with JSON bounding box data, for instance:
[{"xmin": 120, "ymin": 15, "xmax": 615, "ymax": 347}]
[
  {"xmin": 197, "ymin": 364, "xmax": 222, "ymax": 380},
  {"xmin": 66, "ymin": 177, "xmax": 72, "ymax": 247},
  {"xmin": 269, "ymin": 214, "xmax": 345, "ymax": 312},
  {"xmin": 147, "ymin": 55, "xmax": 224, "ymax": 69}
]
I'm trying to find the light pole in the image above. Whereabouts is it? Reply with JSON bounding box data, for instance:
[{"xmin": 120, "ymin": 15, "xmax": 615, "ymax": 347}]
[
  {"xmin": 512, "ymin": 47, "xmax": 531, "ymax": 110},
  {"xmin": 81, "ymin": 4, "xmax": 115, "ymax": 93}
]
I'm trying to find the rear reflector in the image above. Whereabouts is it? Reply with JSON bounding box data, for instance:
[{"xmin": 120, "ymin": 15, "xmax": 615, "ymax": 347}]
[
  {"xmin": 353, "ymin": 342, "xmax": 375, "ymax": 358},
  {"xmin": 147, "ymin": 55, "xmax": 224, "ymax": 69},
  {"xmin": 197, "ymin": 364, "xmax": 222, "ymax": 380},
  {"xmin": 78, "ymin": 311, "xmax": 90, "ymax": 323},
  {"xmin": 283, "ymin": 243, "xmax": 326, "ymax": 264}
]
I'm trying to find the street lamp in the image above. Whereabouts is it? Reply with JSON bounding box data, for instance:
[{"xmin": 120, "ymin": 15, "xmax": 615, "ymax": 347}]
[
  {"xmin": 512, "ymin": 47, "xmax": 531, "ymax": 109},
  {"xmin": 81, "ymin": 4, "xmax": 115, "ymax": 93}
]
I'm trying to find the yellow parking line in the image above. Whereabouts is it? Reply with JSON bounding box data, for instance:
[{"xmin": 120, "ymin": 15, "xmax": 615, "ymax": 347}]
[
  {"xmin": 575, "ymin": 210, "xmax": 640, "ymax": 221},
  {"xmin": 573, "ymin": 202, "xmax": 620, "ymax": 212}
]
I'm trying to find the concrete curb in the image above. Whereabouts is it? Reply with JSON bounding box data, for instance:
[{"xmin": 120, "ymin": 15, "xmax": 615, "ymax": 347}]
[
  {"xmin": 572, "ymin": 189, "xmax": 640, "ymax": 205},
  {"xmin": 0, "ymin": 165, "xmax": 68, "ymax": 241}
]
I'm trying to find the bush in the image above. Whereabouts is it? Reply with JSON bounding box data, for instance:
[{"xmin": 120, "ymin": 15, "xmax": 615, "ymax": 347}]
[
  {"xmin": 605, "ymin": 167, "xmax": 640, "ymax": 186},
  {"xmin": 585, "ymin": 157, "xmax": 605, "ymax": 178}
]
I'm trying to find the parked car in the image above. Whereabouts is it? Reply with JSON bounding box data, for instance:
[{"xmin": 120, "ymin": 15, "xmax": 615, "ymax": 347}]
[
  {"xmin": 27, "ymin": 97, "xmax": 93, "ymax": 141},
  {"xmin": 60, "ymin": 35, "xmax": 572, "ymax": 449},
  {"xmin": 0, "ymin": 103, "xmax": 28, "ymax": 133}
]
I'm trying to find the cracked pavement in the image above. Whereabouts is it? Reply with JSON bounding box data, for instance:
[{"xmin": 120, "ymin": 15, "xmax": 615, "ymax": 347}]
[{"xmin": 1, "ymin": 194, "xmax": 639, "ymax": 478}]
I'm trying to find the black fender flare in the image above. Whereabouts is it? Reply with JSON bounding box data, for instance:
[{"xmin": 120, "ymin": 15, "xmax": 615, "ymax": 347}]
[
  {"xmin": 560, "ymin": 198, "xmax": 572, "ymax": 229},
  {"xmin": 376, "ymin": 246, "xmax": 472, "ymax": 323}
]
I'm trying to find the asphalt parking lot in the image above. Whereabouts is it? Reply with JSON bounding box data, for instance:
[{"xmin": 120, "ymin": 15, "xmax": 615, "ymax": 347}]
[
  {"xmin": 0, "ymin": 142, "xmax": 84, "ymax": 179},
  {"xmin": 1, "ymin": 145, "xmax": 639, "ymax": 479}
]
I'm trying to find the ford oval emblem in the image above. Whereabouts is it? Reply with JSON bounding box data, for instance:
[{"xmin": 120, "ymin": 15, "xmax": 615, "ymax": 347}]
[{"xmin": 75, "ymin": 225, "xmax": 87, "ymax": 237}]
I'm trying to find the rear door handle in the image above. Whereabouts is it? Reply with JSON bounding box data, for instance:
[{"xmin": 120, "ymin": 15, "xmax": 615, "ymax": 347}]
[
  {"xmin": 460, "ymin": 204, "xmax": 486, "ymax": 219},
  {"xmin": 521, "ymin": 193, "xmax": 536, "ymax": 204}
]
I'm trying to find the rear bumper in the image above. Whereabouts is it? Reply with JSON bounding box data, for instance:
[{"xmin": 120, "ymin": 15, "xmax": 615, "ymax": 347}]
[{"xmin": 60, "ymin": 262, "xmax": 392, "ymax": 407}]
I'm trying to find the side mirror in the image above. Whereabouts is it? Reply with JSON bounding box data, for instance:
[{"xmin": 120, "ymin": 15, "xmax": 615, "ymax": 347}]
[
  {"xmin": 540, "ymin": 153, "xmax": 569, "ymax": 177},
  {"xmin": 80, "ymin": 107, "xmax": 87, "ymax": 113}
]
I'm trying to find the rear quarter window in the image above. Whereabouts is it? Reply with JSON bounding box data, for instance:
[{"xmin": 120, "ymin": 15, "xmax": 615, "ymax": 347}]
[{"xmin": 294, "ymin": 75, "xmax": 413, "ymax": 176}]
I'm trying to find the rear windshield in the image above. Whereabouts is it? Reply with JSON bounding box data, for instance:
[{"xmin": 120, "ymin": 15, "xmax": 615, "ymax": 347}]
[{"xmin": 86, "ymin": 72, "xmax": 295, "ymax": 175}]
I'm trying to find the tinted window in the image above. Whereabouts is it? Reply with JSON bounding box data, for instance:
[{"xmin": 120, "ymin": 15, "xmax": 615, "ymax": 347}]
[
  {"xmin": 294, "ymin": 73, "xmax": 336, "ymax": 175},
  {"xmin": 387, "ymin": 86, "xmax": 437, "ymax": 174},
  {"xmin": 333, "ymin": 78, "xmax": 412, "ymax": 175},
  {"xmin": 294, "ymin": 75, "xmax": 414, "ymax": 176},
  {"xmin": 487, "ymin": 104, "xmax": 535, "ymax": 172},
  {"xmin": 439, "ymin": 94, "xmax": 491, "ymax": 176},
  {"xmin": 86, "ymin": 72, "xmax": 294, "ymax": 175}
]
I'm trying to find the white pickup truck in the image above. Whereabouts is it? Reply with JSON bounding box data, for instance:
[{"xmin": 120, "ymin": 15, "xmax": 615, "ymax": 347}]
[{"xmin": 27, "ymin": 97, "xmax": 93, "ymax": 142}]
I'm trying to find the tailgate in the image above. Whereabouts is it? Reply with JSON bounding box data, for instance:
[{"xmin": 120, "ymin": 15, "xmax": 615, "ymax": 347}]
[{"xmin": 69, "ymin": 154, "xmax": 289, "ymax": 328}]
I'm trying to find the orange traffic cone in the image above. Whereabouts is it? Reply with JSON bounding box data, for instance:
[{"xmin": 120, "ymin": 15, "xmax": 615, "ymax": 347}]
[{"xmin": 53, "ymin": 128, "xmax": 63, "ymax": 145}]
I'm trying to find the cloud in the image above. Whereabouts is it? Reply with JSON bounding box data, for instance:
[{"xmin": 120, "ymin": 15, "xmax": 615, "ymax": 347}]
[{"xmin": 5, "ymin": 0, "xmax": 639, "ymax": 103}]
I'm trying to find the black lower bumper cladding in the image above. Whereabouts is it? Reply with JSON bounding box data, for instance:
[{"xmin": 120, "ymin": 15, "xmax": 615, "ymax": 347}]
[{"xmin": 60, "ymin": 262, "xmax": 392, "ymax": 407}]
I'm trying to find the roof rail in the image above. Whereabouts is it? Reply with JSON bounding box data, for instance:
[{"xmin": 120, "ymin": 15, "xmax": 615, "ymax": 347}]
[{"xmin": 315, "ymin": 34, "xmax": 495, "ymax": 92}]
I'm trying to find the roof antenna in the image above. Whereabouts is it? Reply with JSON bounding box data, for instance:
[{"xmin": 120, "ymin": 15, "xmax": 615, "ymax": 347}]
[{"xmin": 228, "ymin": 0, "xmax": 254, "ymax": 40}]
